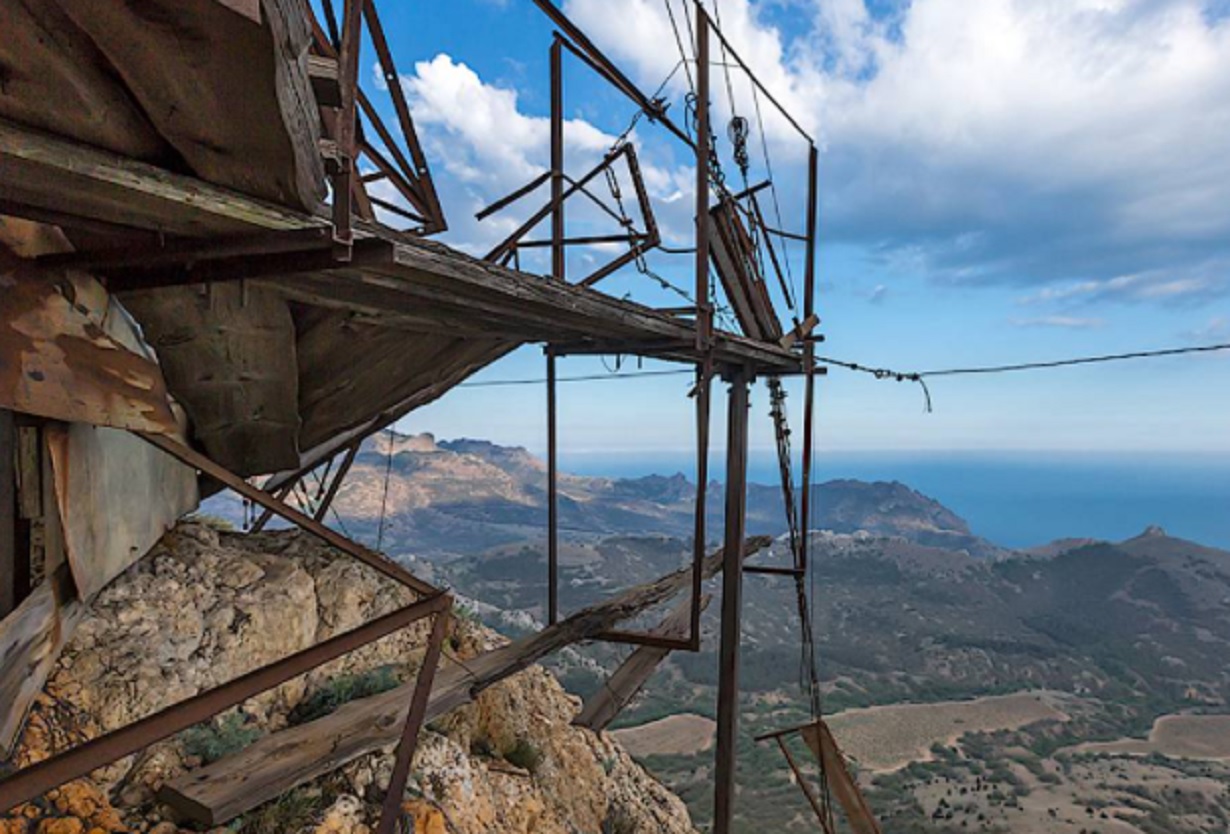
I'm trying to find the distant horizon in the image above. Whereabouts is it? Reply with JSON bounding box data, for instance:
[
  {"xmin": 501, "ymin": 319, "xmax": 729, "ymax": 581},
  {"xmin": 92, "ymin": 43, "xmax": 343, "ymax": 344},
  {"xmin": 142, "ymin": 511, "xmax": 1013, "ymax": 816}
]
[{"xmin": 380, "ymin": 429, "xmax": 1230, "ymax": 550}]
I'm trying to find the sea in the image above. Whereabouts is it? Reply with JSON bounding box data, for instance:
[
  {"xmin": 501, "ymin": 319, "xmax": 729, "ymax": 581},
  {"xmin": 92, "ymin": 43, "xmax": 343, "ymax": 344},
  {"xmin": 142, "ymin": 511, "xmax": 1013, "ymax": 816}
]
[{"xmin": 558, "ymin": 450, "xmax": 1230, "ymax": 551}]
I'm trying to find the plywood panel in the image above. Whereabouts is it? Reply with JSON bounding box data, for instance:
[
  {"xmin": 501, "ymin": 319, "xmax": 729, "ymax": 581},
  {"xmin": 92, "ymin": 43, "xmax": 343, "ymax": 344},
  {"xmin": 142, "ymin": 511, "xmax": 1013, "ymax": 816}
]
[{"xmin": 45, "ymin": 423, "xmax": 198, "ymax": 601}]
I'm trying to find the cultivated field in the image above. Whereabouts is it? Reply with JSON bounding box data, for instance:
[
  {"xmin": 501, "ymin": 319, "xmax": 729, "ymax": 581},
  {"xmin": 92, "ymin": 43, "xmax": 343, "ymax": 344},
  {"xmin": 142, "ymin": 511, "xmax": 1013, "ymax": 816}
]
[
  {"xmin": 827, "ymin": 691, "xmax": 1070, "ymax": 772},
  {"xmin": 1069, "ymin": 713, "xmax": 1230, "ymax": 761},
  {"xmin": 611, "ymin": 713, "xmax": 717, "ymax": 757}
]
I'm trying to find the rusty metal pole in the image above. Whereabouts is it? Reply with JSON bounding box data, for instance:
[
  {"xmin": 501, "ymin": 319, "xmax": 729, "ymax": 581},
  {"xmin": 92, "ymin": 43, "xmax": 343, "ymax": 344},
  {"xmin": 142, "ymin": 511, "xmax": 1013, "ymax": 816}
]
[
  {"xmin": 690, "ymin": 369, "xmax": 711, "ymax": 648},
  {"xmin": 694, "ymin": 8, "xmax": 712, "ymax": 352},
  {"xmin": 800, "ymin": 145, "xmax": 818, "ymax": 573},
  {"xmin": 375, "ymin": 606, "xmax": 451, "ymax": 834},
  {"xmin": 546, "ymin": 36, "xmax": 565, "ymax": 626},
  {"xmin": 0, "ymin": 409, "xmax": 16, "ymax": 619},
  {"xmin": 714, "ymin": 366, "xmax": 751, "ymax": 834}
]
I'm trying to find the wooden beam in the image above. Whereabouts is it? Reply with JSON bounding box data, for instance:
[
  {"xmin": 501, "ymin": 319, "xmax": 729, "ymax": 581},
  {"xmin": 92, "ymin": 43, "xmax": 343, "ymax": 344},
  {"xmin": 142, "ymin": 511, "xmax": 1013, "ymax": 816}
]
[
  {"xmin": 0, "ymin": 409, "xmax": 16, "ymax": 620},
  {"xmin": 56, "ymin": 0, "xmax": 326, "ymax": 210},
  {"xmin": 573, "ymin": 594, "xmax": 711, "ymax": 732},
  {"xmin": 158, "ymin": 536, "xmax": 772, "ymax": 826},
  {"xmin": 801, "ymin": 722, "xmax": 882, "ymax": 834},
  {"xmin": 0, "ymin": 564, "xmax": 83, "ymax": 757},
  {"xmin": 0, "ymin": 118, "xmax": 317, "ymax": 237}
]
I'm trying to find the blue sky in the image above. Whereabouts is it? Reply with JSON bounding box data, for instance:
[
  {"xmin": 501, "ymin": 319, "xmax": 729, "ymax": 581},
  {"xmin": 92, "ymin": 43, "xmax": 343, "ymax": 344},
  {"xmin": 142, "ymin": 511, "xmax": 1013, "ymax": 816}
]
[{"xmin": 357, "ymin": 0, "xmax": 1230, "ymax": 456}]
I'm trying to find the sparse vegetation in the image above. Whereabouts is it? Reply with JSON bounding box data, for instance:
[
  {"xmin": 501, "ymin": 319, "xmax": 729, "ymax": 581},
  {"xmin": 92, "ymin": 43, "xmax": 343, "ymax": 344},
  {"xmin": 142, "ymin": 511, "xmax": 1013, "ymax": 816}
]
[
  {"xmin": 288, "ymin": 665, "xmax": 402, "ymax": 725},
  {"xmin": 180, "ymin": 712, "xmax": 261, "ymax": 764}
]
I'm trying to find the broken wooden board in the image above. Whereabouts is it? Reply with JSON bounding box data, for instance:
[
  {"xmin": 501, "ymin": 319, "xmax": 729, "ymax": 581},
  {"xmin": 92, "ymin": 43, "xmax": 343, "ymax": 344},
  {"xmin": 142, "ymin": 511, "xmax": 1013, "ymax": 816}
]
[
  {"xmin": 55, "ymin": 0, "xmax": 325, "ymax": 211},
  {"xmin": 708, "ymin": 199, "xmax": 784, "ymax": 343},
  {"xmin": 0, "ymin": 269, "xmax": 178, "ymax": 435},
  {"xmin": 158, "ymin": 537, "xmax": 772, "ymax": 825},
  {"xmin": 0, "ymin": 1, "xmax": 168, "ymax": 163},
  {"xmin": 574, "ymin": 594, "xmax": 710, "ymax": 732},
  {"xmin": 801, "ymin": 721, "xmax": 883, "ymax": 834},
  {"xmin": 122, "ymin": 284, "xmax": 301, "ymax": 476},
  {"xmin": 45, "ymin": 422, "xmax": 198, "ymax": 601},
  {"xmin": 0, "ymin": 564, "xmax": 83, "ymax": 758}
]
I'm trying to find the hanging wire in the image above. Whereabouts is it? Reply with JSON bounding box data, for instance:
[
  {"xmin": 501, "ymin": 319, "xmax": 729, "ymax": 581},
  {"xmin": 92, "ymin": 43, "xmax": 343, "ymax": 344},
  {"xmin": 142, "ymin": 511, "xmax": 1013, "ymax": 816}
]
[{"xmin": 663, "ymin": 0, "xmax": 696, "ymax": 92}]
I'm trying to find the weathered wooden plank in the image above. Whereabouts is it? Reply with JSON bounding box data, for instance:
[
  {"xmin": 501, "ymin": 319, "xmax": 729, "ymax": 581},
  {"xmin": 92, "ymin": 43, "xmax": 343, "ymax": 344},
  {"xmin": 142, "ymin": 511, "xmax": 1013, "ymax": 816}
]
[
  {"xmin": 0, "ymin": 0, "xmax": 168, "ymax": 161},
  {"xmin": 801, "ymin": 722, "xmax": 882, "ymax": 834},
  {"xmin": 0, "ymin": 564, "xmax": 83, "ymax": 758},
  {"xmin": 122, "ymin": 285, "xmax": 301, "ymax": 475},
  {"xmin": 0, "ymin": 270, "xmax": 179, "ymax": 435},
  {"xmin": 159, "ymin": 536, "xmax": 772, "ymax": 825},
  {"xmin": 574, "ymin": 594, "xmax": 710, "ymax": 732},
  {"xmin": 45, "ymin": 422, "xmax": 198, "ymax": 601},
  {"xmin": 0, "ymin": 409, "xmax": 16, "ymax": 620},
  {"xmin": 0, "ymin": 118, "xmax": 318, "ymax": 237},
  {"xmin": 56, "ymin": 0, "xmax": 326, "ymax": 210},
  {"xmin": 294, "ymin": 308, "xmax": 507, "ymax": 451}
]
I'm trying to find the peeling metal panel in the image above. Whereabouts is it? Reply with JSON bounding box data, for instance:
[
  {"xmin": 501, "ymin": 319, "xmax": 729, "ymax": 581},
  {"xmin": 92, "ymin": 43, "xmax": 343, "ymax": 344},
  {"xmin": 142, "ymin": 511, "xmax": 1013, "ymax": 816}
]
[
  {"xmin": 0, "ymin": 269, "xmax": 178, "ymax": 434},
  {"xmin": 46, "ymin": 418, "xmax": 199, "ymax": 601}
]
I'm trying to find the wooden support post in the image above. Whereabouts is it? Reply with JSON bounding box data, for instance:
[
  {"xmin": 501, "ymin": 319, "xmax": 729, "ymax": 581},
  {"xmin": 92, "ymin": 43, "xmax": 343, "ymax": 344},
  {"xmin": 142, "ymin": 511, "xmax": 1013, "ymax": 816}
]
[
  {"xmin": 0, "ymin": 410, "xmax": 17, "ymax": 619},
  {"xmin": 713, "ymin": 366, "xmax": 751, "ymax": 834}
]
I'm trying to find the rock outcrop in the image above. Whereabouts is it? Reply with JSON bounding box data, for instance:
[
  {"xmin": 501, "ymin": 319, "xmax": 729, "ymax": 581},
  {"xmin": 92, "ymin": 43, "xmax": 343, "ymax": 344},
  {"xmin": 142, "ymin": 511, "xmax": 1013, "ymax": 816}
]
[{"xmin": 1, "ymin": 521, "xmax": 696, "ymax": 834}]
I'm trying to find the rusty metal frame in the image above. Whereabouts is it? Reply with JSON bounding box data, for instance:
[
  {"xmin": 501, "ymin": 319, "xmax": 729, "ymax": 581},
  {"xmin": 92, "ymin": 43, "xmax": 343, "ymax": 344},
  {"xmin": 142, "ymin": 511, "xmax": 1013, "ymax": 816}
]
[
  {"xmin": 0, "ymin": 428, "xmax": 451, "ymax": 821},
  {"xmin": 310, "ymin": 0, "xmax": 447, "ymax": 247},
  {"xmin": 479, "ymin": 142, "xmax": 660, "ymax": 283},
  {"xmin": 0, "ymin": 593, "xmax": 451, "ymax": 819}
]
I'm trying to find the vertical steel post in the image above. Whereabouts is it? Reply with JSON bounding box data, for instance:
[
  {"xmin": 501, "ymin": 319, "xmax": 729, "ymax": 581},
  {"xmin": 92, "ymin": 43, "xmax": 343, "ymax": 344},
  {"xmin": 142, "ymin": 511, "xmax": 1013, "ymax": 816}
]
[
  {"xmin": 0, "ymin": 409, "xmax": 16, "ymax": 619},
  {"xmin": 546, "ymin": 37, "xmax": 564, "ymax": 625},
  {"xmin": 800, "ymin": 145, "xmax": 819, "ymax": 574},
  {"xmin": 690, "ymin": 368, "xmax": 711, "ymax": 648},
  {"xmin": 714, "ymin": 367, "xmax": 751, "ymax": 834},
  {"xmin": 694, "ymin": 8, "xmax": 712, "ymax": 351}
]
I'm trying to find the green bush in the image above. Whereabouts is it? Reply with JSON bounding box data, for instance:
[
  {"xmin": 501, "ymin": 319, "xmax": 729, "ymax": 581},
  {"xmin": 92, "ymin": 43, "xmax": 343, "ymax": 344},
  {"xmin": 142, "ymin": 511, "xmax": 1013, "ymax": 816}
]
[
  {"xmin": 289, "ymin": 665, "xmax": 402, "ymax": 725},
  {"xmin": 237, "ymin": 788, "xmax": 323, "ymax": 834},
  {"xmin": 181, "ymin": 712, "xmax": 261, "ymax": 764},
  {"xmin": 503, "ymin": 739, "xmax": 543, "ymax": 773}
]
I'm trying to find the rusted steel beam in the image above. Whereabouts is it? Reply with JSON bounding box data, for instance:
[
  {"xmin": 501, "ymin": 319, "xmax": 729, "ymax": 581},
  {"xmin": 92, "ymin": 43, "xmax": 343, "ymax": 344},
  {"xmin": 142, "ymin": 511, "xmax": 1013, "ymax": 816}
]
[
  {"xmin": 136, "ymin": 432, "xmax": 437, "ymax": 596},
  {"xmin": 313, "ymin": 442, "xmax": 359, "ymax": 523},
  {"xmin": 546, "ymin": 351, "xmax": 559, "ymax": 626},
  {"xmin": 713, "ymin": 366, "xmax": 752, "ymax": 834},
  {"xmin": 484, "ymin": 145, "xmax": 631, "ymax": 263},
  {"xmin": 375, "ymin": 603, "xmax": 450, "ymax": 834},
  {"xmin": 695, "ymin": 10, "xmax": 712, "ymax": 352},
  {"xmin": 801, "ymin": 146, "xmax": 819, "ymax": 575},
  {"xmin": 533, "ymin": 2, "xmax": 693, "ymax": 148},
  {"xmin": 744, "ymin": 565, "xmax": 804, "ymax": 577},
  {"xmin": 0, "ymin": 592, "xmax": 451, "ymax": 814},
  {"xmin": 690, "ymin": 364, "xmax": 712, "ymax": 648},
  {"xmin": 475, "ymin": 171, "xmax": 552, "ymax": 221},
  {"xmin": 362, "ymin": 0, "xmax": 446, "ymax": 234}
]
